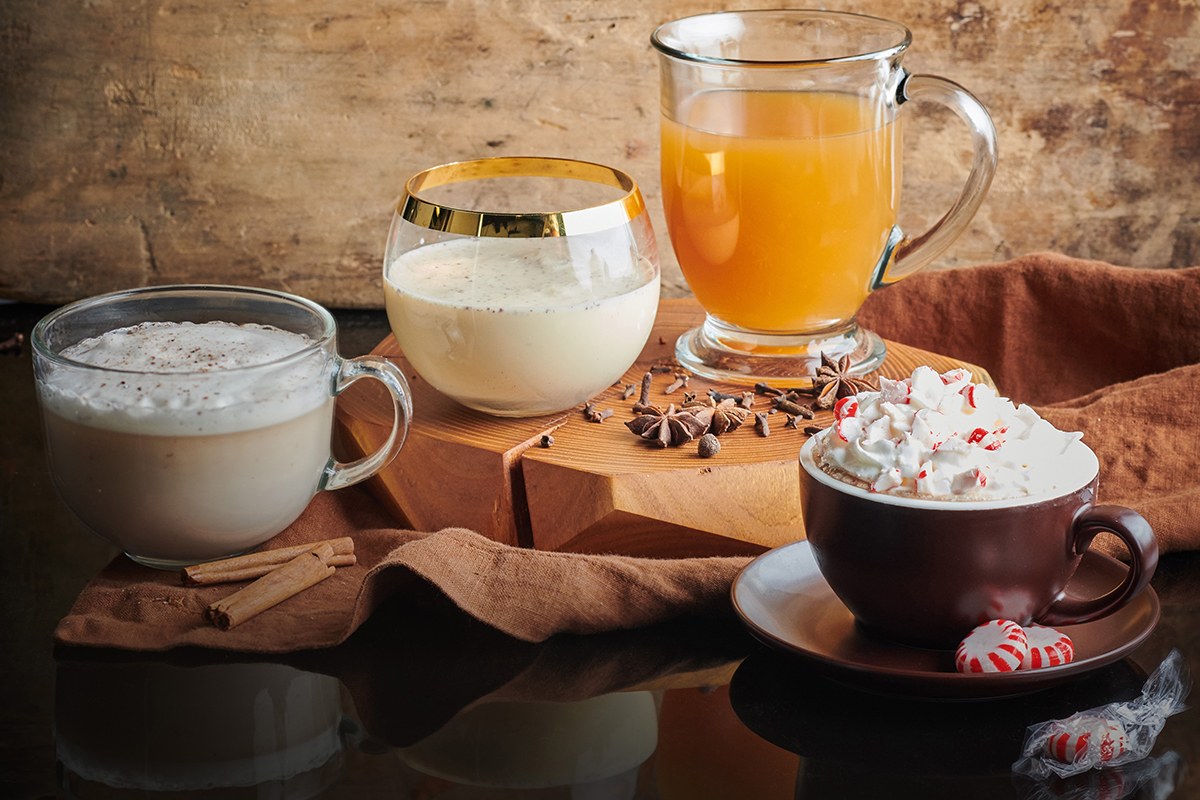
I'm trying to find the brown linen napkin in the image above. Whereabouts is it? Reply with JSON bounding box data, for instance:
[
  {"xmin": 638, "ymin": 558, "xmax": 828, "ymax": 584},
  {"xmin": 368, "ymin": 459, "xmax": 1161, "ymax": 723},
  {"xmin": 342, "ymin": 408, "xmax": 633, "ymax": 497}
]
[
  {"xmin": 54, "ymin": 253, "xmax": 1200, "ymax": 653},
  {"xmin": 859, "ymin": 253, "xmax": 1200, "ymax": 555},
  {"xmin": 53, "ymin": 487, "xmax": 749, "ymax": 653}
]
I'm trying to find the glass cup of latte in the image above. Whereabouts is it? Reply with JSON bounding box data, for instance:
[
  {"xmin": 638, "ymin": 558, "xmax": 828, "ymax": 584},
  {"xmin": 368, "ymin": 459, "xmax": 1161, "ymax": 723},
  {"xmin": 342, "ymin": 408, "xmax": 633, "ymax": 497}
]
[{"xmin": 32, "ymin": 285, "xmax": 412, "ymax": 568}]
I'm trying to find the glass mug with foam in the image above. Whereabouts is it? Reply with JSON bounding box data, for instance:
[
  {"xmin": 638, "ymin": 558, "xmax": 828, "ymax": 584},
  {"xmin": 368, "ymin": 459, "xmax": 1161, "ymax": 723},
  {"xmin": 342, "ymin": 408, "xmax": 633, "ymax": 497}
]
[
  {"xmin": 652, "ymin": 10, "xmax": 998, "ymax": 384},
  {"xmin": 32, "ymin": 285, "xmax": 412, "ymax": 569}
]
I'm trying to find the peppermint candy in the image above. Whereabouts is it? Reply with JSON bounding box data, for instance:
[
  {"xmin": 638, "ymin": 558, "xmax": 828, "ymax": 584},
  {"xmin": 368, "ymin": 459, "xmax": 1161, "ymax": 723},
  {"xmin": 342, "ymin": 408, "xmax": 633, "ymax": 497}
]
[
  {"xmin": 1045, "ymin": 718, "xmax": 1128, "ymax": 764},
  {"xmin": 955, "ymin": 619, "xmax": 1028, "ymax": 673},
  {"xmin": 1020, "ymin": 626, "xmax": 1075, "ymax": 670}
]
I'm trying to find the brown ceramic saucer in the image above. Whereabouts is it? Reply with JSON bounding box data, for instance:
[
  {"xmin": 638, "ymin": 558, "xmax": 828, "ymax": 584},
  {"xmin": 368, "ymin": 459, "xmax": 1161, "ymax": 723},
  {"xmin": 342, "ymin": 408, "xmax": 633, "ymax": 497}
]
[{"xmin": 731, "ymin": 540, "xmax": 1160, "ymax": 700}]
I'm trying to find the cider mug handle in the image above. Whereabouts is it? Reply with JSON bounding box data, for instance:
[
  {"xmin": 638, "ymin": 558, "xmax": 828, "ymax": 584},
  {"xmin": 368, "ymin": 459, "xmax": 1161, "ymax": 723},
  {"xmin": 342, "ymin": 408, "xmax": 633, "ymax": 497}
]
[
  {"xmin": 319, "ymin": 354, "xmax": 413, "ymax": 491},
  {"xmin": 871, "ymin": 72, "xmax": 999, "ymax": 289},
  {"xmin": 1037, "ymin": 506, "xmax": 1159, "ymax": 626}
]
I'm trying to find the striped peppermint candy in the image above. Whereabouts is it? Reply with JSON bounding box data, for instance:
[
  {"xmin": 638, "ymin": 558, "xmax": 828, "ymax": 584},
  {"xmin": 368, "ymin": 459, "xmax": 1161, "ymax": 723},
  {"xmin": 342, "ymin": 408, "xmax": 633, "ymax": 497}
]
[
  {"xmin": 955, "ymin": 619, "xmax": 1029, "ymax": 673},
  {"xmin": 1020, "ymin": 626, "xmax": 1074, "ymax": 670},
  {"xmin": 1045, "ymin": 718, "xmax": 1128, "ymax": 764}
]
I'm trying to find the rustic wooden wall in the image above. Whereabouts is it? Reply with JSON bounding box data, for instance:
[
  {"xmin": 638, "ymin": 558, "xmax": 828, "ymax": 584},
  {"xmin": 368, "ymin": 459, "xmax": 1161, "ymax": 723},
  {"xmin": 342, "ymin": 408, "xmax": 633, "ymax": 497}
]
[{"xmin": 2, "ymin": 0, "xmax": 1197, "ymax": 307}]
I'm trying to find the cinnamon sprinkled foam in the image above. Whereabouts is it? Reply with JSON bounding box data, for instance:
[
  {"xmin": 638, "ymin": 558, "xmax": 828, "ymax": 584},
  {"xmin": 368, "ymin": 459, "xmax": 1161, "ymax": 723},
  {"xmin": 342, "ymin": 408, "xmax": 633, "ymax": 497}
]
[
  {"xmin": 813, "ymin": 366, "xmax": 1083, "ymax": 500},
  {"xmin": 40, "ymin": 321, "xmax": 329, "ymax": 436}
]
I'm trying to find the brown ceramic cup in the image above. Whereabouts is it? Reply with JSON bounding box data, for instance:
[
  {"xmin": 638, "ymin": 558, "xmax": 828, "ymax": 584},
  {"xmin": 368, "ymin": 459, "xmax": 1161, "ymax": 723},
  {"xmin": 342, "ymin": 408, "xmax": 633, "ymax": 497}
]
[{"xmin": 798, "ymin": 437, "xmax": 1158, "ymax": 649}]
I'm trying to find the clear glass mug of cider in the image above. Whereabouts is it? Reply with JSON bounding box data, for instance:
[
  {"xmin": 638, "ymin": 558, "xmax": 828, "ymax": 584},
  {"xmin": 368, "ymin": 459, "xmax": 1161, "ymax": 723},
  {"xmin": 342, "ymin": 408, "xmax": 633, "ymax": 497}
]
[{"xmin": 653, "ymin": 10, "xmax": 998, "ymax": 384}]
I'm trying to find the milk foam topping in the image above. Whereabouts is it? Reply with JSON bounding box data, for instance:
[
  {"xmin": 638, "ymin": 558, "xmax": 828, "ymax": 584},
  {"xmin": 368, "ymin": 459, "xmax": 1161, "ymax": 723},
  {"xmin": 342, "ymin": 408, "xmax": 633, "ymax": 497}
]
[
  {"xmin": 814, "ymin": 366, "xmax": 1083, "ymax": 499},
  {"xmin": 40, "ymin": 321, "xmax": 330, "ymax": 435}
]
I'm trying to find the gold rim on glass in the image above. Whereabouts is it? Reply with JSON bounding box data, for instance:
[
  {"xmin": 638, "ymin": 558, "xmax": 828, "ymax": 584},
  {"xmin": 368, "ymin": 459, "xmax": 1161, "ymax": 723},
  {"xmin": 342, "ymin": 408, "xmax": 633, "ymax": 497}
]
[{"xmin": 398, "ymin": 156, "xmax": 647, "ymax": 238}]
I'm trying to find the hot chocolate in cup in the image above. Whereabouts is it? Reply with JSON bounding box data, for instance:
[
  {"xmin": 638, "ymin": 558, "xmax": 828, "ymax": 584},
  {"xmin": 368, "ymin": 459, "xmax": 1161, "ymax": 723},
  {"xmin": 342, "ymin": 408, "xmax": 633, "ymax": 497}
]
[
  {"xmin": 797, "ymin": 369, "xmax": 1158, "ymax": 649},
  {"xmin": 33, "ymin": 285, "xmax": 413, "ymax": 569}
]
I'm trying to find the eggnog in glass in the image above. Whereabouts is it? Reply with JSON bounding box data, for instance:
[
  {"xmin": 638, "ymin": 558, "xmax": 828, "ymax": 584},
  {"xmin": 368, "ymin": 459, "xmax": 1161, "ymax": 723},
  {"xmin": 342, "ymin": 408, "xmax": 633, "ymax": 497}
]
[{"xmin": 384, "ymin": 157, "xmax": 660, "ymax": 417}]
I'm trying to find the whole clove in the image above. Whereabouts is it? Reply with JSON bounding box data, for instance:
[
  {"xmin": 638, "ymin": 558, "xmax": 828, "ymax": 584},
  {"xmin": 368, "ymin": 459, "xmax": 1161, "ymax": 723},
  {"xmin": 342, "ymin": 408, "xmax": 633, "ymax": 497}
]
[
  {"xmin": 708, "ymin": 389, "xmax": 739, "ymax": 403},
  {"xmin": 650, "ymin": 364, "xmax": 674, "ymax": 374},
  {"xmin": 621, "ymin": 383, "xmax": 636, "ymax": 400},
  {"xmin": 664, "ymin": 373, "xmax": 690, "ymax": 394},
  {"xmin": 633, "ymin": 371, "xmax": 655, "ymax": 412},
  {"xmin": 755, "ymin": 412, "xmax": 770, "ymax": 437},
  {"xmin": 697, "ymin": 433, "xmax": 721, "ymax": 458},
  {"xmin": 804, "ymin": 426, "xmax": 824, "ymax": 436},
  {"xmin": 682, "ymin": 390, "xmax": 697, "ymax": 404},
  {"xmin": 773, "ymin": 397, "xmax": 814, "ymax": 418},
  {"xmin": 784, "ymin": 414, "xmax": 799, "ymax": 429},
  {"xmin": 584, "ymin": 403, "xmax": 613, "ymax": 423},
  {"xmin": 754, "ymin": 381, "xmax": 785, "ymax": 397},
  {"xmin": 740, "ymin": 392, "xmax": 755, "ymax": 409}
]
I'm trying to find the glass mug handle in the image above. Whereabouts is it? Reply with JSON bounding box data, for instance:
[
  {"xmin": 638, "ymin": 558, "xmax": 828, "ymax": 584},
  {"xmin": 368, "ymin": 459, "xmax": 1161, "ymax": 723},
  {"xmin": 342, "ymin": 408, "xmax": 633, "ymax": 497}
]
[
  {"xmin": 871, "ymin": 71, "xmax": 999, "ymax": 289},
  {"xmin": 1038, "ymin": 505, "xmax": 1160, "ymax": 626},
  {"xmin": 319, "ymin": 354, "xmax": 413, "ymax": 491}
]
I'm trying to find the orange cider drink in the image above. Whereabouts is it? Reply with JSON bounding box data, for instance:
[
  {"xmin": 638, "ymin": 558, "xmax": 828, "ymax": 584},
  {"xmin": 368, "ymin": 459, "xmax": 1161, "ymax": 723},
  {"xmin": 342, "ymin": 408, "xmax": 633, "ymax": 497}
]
[{"xmin": 662, "ymin": 89, "xmax": 900, "ymax": 333}]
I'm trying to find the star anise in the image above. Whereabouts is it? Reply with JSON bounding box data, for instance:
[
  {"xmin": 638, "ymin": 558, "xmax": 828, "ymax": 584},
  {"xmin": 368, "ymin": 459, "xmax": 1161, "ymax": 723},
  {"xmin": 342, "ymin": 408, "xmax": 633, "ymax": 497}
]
[
  {"xmin": 625, "ymin": 403, "xmax": 711, "ymax": 448},
  {"xmin": 684, "ymin": 397, "xmax": 749, "ymax": 436},
  {"xmin": 810, "ymin": 352, "xmax": 877, "ymax": 409}
]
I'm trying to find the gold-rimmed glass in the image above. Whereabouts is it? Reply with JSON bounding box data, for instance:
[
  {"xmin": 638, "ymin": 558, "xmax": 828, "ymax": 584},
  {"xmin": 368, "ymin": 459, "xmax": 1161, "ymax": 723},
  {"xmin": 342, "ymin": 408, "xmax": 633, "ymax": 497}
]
[{"xmin": 383, "ymin": 157, "xmax": 661, "ymax": 417}]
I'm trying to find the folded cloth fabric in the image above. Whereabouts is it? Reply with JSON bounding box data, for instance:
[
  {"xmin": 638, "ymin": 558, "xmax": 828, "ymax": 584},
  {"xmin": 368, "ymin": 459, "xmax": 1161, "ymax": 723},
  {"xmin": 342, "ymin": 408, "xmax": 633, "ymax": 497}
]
[
  {"xmin": 54, "ymin": 253, "xmax": 1200, "ymax": 653},
  {"xmin": 860, "ymin": 253, "xmax": 1200, "ymax": 555},
  {"xmin": 53, "ymin": 487, "xmax": 749, "ymax": 653}
]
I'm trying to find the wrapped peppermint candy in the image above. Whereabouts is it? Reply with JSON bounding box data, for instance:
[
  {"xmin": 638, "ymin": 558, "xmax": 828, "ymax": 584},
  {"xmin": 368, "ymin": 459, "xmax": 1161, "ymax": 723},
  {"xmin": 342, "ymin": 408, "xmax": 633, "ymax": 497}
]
[{"xmin": 1012, "ymin": 650, "xmax": 1190, "ymax": 780}]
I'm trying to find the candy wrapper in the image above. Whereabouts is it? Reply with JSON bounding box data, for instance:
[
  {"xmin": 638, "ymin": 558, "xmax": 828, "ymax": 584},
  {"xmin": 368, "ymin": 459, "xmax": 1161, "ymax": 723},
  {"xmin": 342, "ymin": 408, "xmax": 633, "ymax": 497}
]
[{"xmin": 1013, "ymin": 650, "xmax": 1190, "ymax": 780}]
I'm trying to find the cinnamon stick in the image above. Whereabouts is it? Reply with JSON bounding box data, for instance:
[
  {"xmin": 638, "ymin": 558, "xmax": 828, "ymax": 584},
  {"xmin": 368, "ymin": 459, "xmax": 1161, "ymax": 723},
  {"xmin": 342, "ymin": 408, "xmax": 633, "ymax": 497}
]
[
  {"xmin": 204, "ymin": 543, "xmax": 337, "ymax": 631},
  {"xmin": 182, "ymin": 537, "xmax": 355, "ymax": 586}
]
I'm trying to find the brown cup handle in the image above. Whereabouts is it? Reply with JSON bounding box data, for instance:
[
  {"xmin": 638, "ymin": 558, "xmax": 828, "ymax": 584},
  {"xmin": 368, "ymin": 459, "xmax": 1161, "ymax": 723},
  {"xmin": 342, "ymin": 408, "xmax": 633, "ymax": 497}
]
[{"xmin": 1037, "ymin": 505, "xmax": 1159, "ymax": 626}]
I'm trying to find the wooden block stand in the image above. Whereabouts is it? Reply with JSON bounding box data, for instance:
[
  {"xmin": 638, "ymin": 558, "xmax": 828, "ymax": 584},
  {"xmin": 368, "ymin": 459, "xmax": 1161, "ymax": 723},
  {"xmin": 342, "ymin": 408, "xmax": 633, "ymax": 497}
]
[{"xmin": 335, "ymin": 299, "xmax": 993, "ymax": 558}]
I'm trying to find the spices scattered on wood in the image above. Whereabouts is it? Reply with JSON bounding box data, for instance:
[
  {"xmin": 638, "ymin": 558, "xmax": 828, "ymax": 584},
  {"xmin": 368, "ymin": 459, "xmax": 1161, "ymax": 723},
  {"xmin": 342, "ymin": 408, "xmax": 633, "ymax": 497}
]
[
  {"xmin": 755, "ymin": 412, "xmax": 770, "ymax": 437},
  {"xmin": 698, "ymin": 433, "xmax": 721, "ymax": 458}
]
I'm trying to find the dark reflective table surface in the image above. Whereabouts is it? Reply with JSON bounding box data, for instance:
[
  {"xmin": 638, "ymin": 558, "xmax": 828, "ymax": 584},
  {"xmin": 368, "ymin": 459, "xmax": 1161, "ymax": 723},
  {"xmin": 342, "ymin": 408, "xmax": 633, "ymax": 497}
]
[{"xmin": 3, "ymin": 302, "xmax": 1199, "ymax": 800}]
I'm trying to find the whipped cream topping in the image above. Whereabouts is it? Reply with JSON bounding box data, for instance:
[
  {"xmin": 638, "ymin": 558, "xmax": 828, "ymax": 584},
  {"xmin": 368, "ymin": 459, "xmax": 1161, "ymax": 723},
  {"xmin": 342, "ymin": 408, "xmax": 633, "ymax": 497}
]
[{"xmin": 814, "ymin": 366, "xmax": 1083, "ymax": 499}]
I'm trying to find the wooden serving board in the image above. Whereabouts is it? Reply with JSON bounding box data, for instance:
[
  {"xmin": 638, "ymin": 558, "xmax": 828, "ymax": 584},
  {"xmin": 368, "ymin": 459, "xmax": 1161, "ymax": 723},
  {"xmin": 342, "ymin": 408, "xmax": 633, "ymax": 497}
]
[{"xmin": 334, "ymin": 299, "xmax": 994, "ymax": 558}]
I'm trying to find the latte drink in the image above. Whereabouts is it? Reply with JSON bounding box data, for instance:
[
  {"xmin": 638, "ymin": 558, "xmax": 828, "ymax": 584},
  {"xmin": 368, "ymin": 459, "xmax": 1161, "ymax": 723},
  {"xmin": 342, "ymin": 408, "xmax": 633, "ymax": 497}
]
[{"xmin": 38, "ymin": 321, "xmax": 335, "ymax": 566}]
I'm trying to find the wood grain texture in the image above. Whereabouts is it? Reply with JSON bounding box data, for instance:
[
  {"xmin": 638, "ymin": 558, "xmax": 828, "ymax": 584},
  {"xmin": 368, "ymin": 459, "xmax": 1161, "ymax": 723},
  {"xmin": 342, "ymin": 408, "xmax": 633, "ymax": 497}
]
[
  {"xmin": 335, "ymin": 298, "xmax": 994, "ymax": 556},
  {"xmin": 2, "ymin": 1, "xmax": 1198, "ymax": 305}
]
